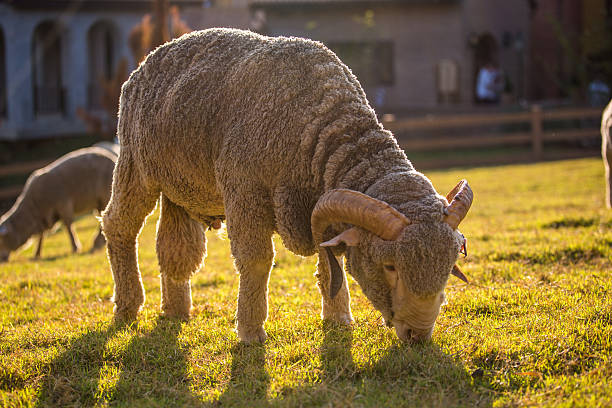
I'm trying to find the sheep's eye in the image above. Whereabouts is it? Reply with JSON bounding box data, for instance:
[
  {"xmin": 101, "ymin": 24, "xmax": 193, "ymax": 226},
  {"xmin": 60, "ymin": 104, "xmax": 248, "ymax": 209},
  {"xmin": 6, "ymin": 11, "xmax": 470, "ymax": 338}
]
[
  {"xmin": 383, "ymin": 264, "xmax": 396, "ymax": 272},
  {"xmin": 383, "ymin": 264, "xmax": 398, "ymax": 288}
]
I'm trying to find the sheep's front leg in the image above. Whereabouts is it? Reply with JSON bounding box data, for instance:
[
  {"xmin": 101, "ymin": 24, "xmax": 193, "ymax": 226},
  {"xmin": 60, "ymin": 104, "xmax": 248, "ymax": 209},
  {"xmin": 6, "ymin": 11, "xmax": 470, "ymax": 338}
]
[
  {"xmin": 156, "ymin": 195, "xmax": 206, "ymax": 319},
  {"xmin": 316, "ymin": 252, "xmax": 353, "ymax": 325},
  {"xmin": 234, "ymin": 246, "xmax": 274, "ymax": 343},
  {"xmin": 224, "ymin": 185, "xmax": 275, "ymax": 343}
]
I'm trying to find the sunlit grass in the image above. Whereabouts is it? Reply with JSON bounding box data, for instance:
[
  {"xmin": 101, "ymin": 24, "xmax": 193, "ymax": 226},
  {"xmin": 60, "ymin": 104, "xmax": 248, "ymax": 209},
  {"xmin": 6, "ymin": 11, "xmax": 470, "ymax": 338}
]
[{"xmin": 1, "ymin": 157, "xmax": 611, "ymax": 407}]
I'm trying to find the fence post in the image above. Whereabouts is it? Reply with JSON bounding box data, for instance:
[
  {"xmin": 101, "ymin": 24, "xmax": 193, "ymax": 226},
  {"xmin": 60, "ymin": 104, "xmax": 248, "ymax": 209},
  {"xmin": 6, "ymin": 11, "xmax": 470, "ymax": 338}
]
[{"xmin": 531, "ymin": 104, "xmax": 543, "ymax": 159}]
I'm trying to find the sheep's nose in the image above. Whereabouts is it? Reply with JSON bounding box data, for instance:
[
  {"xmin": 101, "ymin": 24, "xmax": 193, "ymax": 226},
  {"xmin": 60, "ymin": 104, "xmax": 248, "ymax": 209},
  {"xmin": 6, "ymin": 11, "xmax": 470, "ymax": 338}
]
[
  {"xmin": 393, "ymin": 322, "xmax": 432, "ymax": 343},
  {"xmin": 393, "ymin": 324, "xmax": 414, "ymax": 343},
  {"xmin": 402, "ymin": 328, "xmax": 414, "ymax": 341}
]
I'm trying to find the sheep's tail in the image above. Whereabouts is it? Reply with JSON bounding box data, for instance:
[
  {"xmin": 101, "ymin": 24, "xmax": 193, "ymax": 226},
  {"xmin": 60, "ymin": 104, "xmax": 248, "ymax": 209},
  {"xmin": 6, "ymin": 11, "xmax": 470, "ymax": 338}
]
[{"xmin": 115, "ymin": 79, "xmax": 135, "ymax": 147}]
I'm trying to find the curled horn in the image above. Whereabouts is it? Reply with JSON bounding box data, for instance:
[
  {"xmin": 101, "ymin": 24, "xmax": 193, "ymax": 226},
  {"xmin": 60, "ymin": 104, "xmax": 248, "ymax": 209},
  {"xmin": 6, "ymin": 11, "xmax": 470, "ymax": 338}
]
[
  {"xmin": 443, "ymin": 180, "xmax": 473, "ymax": 230},
  {"xmin": 311, "ymin": 189, "xmax": 410, "ymax": 246},
  {"xmin": 311, "ymin": 189, "xmax": 410, "ymax": 299}
]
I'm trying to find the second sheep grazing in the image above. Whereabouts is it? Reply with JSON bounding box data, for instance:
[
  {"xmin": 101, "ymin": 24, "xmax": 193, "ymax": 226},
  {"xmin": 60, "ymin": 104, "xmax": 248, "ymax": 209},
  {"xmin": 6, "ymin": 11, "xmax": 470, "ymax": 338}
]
[
  {"xmin": 0, "ymin": 147, "xmax": 117, "ymax": 262},
  {"xmin": 103, "ymin": 28, "xmax": 474, "ymax": 343}
]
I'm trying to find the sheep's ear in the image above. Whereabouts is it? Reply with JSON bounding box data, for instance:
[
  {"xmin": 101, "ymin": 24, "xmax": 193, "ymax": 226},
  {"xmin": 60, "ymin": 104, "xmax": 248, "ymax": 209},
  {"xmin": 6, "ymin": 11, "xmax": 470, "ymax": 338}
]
[
  {"xmin": 451, "ymin": 264, "xmax": 469, "ymax": 283},
  {"xmin": 320, "ymin": 228, "xmax": 361, "ymax": 247},
  {"xmin": 320, "ymin": 228, "xmax": 360, "ymax": 299},
  {"xmin": 323, "ymin": 247, "xmax": 344, "ymax": 299}
]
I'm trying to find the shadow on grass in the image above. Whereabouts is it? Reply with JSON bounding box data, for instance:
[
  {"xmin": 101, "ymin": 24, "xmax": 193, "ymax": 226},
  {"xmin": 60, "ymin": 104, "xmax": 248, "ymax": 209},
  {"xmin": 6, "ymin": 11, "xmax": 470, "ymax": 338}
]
[
  {"xmin": 109, "ymin": 317, "xmax": 198, "ymax": 406},
  {"xmin": 35, "ymin": 322, "xmax": 122, "ymax": 407},
  {"xmin": 359, "ymin": 343, "xmax": 494, "ymax": 407},
  {"xmin": 35, "ymin": 318, "xmax": 493, "ymax": 407},
  {"xmin": 275, "ymin": 321, "xmax": 494, "ymax": 407},
  {"xmin": 35, "ymin": 317, "xmax": 199, "ymax": 407},
  {"xmin": 214, "ymin": 341, "xmax": 270, "ymax": 407},
  {"xmin": 320, "ymin": 320, "xmax": 355, "ymax": 381},
  {"xmin": 29, "ymin": 250, "xmax": 92, "ymax": 263}
]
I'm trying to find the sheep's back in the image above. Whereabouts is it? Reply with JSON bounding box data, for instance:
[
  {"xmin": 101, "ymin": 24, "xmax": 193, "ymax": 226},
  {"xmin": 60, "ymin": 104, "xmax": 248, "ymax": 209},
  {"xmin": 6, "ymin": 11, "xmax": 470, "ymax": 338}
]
[
  {"xmin": 118, "ymin": 28, "xmax": 382, "ymax": 191},
  {"xmin": 27, "ymin": 147, "xmax": 116, "ymax": 216}
]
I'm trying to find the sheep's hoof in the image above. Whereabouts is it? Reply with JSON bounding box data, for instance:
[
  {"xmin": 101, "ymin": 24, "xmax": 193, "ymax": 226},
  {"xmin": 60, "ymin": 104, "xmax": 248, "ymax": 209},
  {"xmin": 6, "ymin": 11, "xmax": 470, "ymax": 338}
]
[
  {"xmin": 113, "ymin": 307, "xmax": 140, "ymax": 323},
  {"xmin": 322, "ymin": 311, "xmax": 354, "ymax": 326},
  {"xmin": 161, "ymin": 308, "xmax": 190, "ymax": 321},
  {"xmin": 237, "ymin": 325, "xmax": 267, "ymax": 343}
]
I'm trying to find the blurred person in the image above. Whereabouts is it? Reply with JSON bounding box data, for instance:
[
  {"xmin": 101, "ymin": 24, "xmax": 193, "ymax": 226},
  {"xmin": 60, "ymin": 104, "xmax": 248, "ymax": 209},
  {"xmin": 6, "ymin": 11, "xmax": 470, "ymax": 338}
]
[
  {"xmin": 588, "ymin": 74, "xmax": 610, "ymax": 107},
  {"xmin": 476, "ymin": 62, "xmax": 504, "ymax": 104}
]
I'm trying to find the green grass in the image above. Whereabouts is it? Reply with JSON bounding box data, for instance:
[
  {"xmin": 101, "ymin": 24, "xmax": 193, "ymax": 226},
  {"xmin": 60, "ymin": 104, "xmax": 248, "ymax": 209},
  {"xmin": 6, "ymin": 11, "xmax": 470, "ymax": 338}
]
[{"xmin": 1, "ymin": 157, "xmax": 612, "ymax": 407}]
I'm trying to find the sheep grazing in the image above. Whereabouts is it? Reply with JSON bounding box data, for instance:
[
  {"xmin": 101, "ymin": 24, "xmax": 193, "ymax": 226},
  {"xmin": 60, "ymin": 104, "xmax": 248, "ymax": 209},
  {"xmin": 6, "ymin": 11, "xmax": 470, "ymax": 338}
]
[
  {"xmin": 0, "ymin": 147, "xmax": 117, "ymax": 262},
  {"xmin": 602, "ymin": 100, "xmax": 612, "ymax": 208},
  {"xmin": 103, "ymin": 28, "xmax": 473, "ymax": 343}
]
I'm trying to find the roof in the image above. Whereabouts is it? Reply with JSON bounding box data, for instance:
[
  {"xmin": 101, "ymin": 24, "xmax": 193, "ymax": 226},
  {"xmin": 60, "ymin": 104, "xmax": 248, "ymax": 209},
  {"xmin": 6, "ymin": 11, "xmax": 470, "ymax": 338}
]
[
  {"xmin": 249, "ymin": 0, "xmax": 458, "ymax": 6},
  {"xmin": 1, "ymin": 0, "xmax": 203, "ymax": 11}
]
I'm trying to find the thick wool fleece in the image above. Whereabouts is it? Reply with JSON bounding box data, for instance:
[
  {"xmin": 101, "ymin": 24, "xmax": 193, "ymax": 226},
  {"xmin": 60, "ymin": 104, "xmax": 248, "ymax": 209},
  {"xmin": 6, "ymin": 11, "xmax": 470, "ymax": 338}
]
[
  {"xmin": 0, "ymin": 147, "xmax": 116, "ymax": 260},
  {"xmin": 103, "ymin": 28, "xmax": 453, "ymax": 341},
  {"xmin": 602, "ymin": 100, "xmax": 612, "ymax": 208}
]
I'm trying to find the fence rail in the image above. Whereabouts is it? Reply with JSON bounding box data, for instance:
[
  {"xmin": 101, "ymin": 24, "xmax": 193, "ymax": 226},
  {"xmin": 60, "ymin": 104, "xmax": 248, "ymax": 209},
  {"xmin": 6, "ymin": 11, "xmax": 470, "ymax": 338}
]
[
  {"xmin": 383, "ymin": 105, "xmax": 603, "ymax": 156},
  {"xmin": 0, "ymin": 105, "xmax": 605, "ymax": 201},
  {"xmin": 0, "ymin": 159, "xmax": 53, "ymax": 200}
]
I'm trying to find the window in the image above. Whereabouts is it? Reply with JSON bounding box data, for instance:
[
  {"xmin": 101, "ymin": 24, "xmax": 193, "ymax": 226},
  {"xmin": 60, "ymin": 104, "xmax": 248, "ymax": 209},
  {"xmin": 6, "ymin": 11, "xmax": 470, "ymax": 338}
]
[
  {"xmin": 327, "ymin": 41, "xmax": 394, "ymax": 87},
  {"xmin": 88, "ymin": 21, "xmax": 117, "ymax": 109},
  {"xmin": 31, "ymin": 21, "xmax": 65, "ymax": 115}
]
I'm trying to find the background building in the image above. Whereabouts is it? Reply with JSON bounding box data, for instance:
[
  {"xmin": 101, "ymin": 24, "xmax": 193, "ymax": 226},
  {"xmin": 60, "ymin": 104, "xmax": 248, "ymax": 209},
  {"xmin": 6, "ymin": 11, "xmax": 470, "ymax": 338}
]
[
  {"xmin": 0, "ymin": 0, "xmax": 250, "ymax": 141},
  {"xmin": 249, "ymin": 0, "xmax": 531, "ymax": 112},
  {"xmin": 0, "ymin": 0, "xmax": 609, "ymax": 141},
  {"xmin": 529, "ymin": 0, "xmax": 612, "ymax": 103}
]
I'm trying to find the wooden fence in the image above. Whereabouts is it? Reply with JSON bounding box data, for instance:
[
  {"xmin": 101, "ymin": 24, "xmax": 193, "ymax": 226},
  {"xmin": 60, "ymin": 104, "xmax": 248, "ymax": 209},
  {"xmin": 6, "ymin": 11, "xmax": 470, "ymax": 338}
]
[
  {"xmin": 383, "ymin": 105, "xmax": 603, "ymax": 157},
  {"xmin": 0, "ymin": 159, "xmax": 55, "ymax": 200},
  {"xmin": 0, "ymin": 105, "xmax": 605, "ymax": 201}
]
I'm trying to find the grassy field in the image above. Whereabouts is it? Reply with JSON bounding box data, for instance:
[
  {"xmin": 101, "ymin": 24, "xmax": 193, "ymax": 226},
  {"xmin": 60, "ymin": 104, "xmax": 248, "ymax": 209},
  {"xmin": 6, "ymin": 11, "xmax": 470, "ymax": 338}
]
[{"xmin": 1, "ymin": 157, "xmax": 611, "ymax": 407}]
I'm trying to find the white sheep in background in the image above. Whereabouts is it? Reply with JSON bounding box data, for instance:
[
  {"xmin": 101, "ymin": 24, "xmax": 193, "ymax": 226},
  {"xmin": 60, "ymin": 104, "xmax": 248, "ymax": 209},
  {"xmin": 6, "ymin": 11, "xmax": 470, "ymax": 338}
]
[
  {"xmin": 602, "ymin": 100, "xmax": 612, "ymax": 208},
  {"xmin": 102, "ymin": 28, "xmax": 473, "ymax": 343},
  {"xmin": 93, "ymin": 141, "xmax": 120, "ymax": 157},
  {"xmin": 0, "ymin": 147, "xmax": 116, "ymax": 261}
]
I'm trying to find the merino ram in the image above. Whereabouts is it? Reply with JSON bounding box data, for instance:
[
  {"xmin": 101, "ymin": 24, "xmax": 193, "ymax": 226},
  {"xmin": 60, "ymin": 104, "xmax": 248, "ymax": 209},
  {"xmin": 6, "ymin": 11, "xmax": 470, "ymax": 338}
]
[
  {"xmin": 0, "ymin": 147, "xmax": 116, "ymax": 262},
  {"xmin": 102, "ymin": 28, "xmax": 473, "ymax": 343}
]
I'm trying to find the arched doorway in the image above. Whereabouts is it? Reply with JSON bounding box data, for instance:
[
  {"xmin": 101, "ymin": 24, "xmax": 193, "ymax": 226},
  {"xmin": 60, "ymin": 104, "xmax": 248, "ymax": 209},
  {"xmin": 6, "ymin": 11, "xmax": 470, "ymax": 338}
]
[
  {"xmin": 472, "ymin": 32, "xmax": 500, "ymax": 103},
  {"xmin": 87, "ymin": 20, "xmax": 118, "ymax": 109},
  {"xmin": 31, "ymin": 20, "xmax": 65, "ymax": 115}
]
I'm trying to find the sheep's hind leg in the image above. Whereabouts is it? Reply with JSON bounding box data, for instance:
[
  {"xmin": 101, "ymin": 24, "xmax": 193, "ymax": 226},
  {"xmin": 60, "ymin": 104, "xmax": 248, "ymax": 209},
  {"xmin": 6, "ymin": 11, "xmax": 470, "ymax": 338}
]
[
  {"xmin": 156, "ymin": 195, "xmax": 206, "ymax": 319},
  {"xmin": 91, "ymin": 205, "xmax": 107, "ymax": 252},
  {"xmin": 91, "ymin": 228, "xmax": 106, "ymax": 252},
  {"xmin": 224, "ymin": 184, "xmax": 275, "ymax": 343},
  {"xmin": 102, "ymin": 154, "xmax": 158, "ymax": 322},
  {"xmin": 34, "ymin": 234, "xmax": 44, "ymax": 259},
  {"xmin": 316, "ymin": 253, "xmax": 353, "ymax": 325},
  {"xmin": 64, "ymin": 220, "xmax": 81, "ymax": 253}
]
